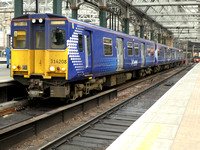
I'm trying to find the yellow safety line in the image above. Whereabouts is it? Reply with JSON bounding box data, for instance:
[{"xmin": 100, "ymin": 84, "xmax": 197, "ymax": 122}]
[{"xmin": 136, "ymin": 124, "xmax": 163, "ymax": 150}]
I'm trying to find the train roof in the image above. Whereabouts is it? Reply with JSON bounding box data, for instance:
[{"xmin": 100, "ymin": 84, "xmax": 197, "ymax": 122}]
[
  {"xmin": 12, "ymin": 13, "xmax": 154, "ymax": 44},
  {"xmin": 12, "ymin": 13, "xmax": 66, "ymax": 20},
  {"xmin": 11, "ymin": 13, "xmax": 183, "ymax": 51},
  {"xmin": 68, "ymin": 17, "xmax": 155, "ymax": 44}
]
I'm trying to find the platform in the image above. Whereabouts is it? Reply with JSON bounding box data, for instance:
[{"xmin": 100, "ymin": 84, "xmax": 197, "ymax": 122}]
[
  {"xmin": 0, "ymin": 64, "xmax": 13, "ymax": 83},
  {"xmin": 107, "ymin": 64, "xmax": 200, "ymax": 150},
  {"xmin": 0, "ymin": 57, "xmax": 6, "ymax": 64}
]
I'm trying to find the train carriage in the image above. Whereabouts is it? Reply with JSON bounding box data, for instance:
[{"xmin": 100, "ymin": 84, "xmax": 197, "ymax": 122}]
[{"xmin": 11, "ymin": 13, "xmax": 184, "ymax": 100}]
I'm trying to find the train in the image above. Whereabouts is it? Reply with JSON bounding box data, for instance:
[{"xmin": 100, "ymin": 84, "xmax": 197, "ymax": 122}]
[{"xmin": 11, "ymin": 13, "xmax": 184, "ymax": 100}]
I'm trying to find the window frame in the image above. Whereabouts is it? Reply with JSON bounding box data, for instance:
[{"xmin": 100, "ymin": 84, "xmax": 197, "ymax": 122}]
[
  {"xmin": 36, "ymin": 30, "xmax": 45, "ymax": 49},
  {"xmin": 103, "ymin": 37, "xmax": 113, "ymax": 56},
  {"xmin": 78, "ymin": 34, "xmax": 83, "ymax": 52},
  {"xmin": 151, "ymin": 47, "xmax": 154, "ymax": 56},
  {"xmin": 51, "ymin": 28, "xmax": 66, "ymax": 49},
  {"xmin": 13, "ymin": 30, "xmax": 27, "ymax": 49},
  {"xmin": 147, "ymin": 45, "xmax": 151, "ymax": 56},
  {"xmin": 127, "ymin": 42, "xmax": 133, "ymax": 56},
  {"xmin": 85, "ymin": 34, "xmax": 91, "ymax": 55},
  {"xmin": 134, "ymin": 43, "xmax": 140, "ymax": 57}
]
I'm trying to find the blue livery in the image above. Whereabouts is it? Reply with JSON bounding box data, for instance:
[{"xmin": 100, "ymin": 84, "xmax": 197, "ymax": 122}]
[{"xmin": 11, "ymin": 13, "xmax": 184, "ymax": 100}]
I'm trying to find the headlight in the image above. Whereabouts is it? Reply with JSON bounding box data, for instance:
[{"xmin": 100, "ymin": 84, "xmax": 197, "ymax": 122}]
[
  {"xmin": 39, "ymin": 18, "xmax": 43, "ymax": 23},
  {"xmin": 32, "ymin": 19, "xmax": 36, "ymax": 23},
  {"xmin": 12, "ymin": 65, "xmax": 16, "ymax": 70},
  {"xmin": 61, "ymin": 67, "xmax": 66, "ymax": 71},
  {"xmin": 50, "ymin": 66, "xmax": 55, "ymax": 71}
]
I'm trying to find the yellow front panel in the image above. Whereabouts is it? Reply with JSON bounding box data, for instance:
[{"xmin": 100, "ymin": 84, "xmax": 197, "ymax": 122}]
[{"xmin": 11, "ymin": 48, "xmax": 68, "ymax": 80}]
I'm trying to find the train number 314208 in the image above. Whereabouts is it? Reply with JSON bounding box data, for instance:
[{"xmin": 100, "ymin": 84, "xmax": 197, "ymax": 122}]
[{"xmin": 50, "ymin": 59, "xmax": 67, "ymax": 64}]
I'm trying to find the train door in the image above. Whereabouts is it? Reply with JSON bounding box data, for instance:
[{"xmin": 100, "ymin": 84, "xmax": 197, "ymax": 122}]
[
  {"xmin": 141, "ymin": 42, "xmax": 145, "ymax": 67},
  {"xmin": 33, "ymin": 25, "xmax": 45, "ymax": 74},
  {"xmin": 155, "ymin": 44, "xmax": 158, "ymax": 65},
  {"xmin": 164, "ymin": 48, "xmax": 167, "ymax": 63},
  {"xmin": 83, "ymin": 30, "xmax": 92, "ymax": 75},
  {"xmin": 116, "ymin": 37, "xmax": 124, "ymax": 70}
]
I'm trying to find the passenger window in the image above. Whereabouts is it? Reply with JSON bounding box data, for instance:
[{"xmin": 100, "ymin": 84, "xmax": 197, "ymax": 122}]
[
  {"xmin": 51, "ymin": 29, "xmax": 65, "ymax": 49},
  {"xmin": 151, "ymin": 47, "xmax": 154, "ymax": 56},
  {"xmin": 104, "ymin": 38, "xmax": 112, "ymax": 56},
  {"xmin": 78, "ymin": 34, "xmax": 83, "ymax": 52},
  {"xmin": 134, "ymin": 43, "xmax": 139, "ymax": 56},
  {"xmin": 13, "ymin": 30, "xmax": 26, "ymax": 48},
  {"xmin": 127, "ymin": 42, "xmax": 133, "ymax": 56},
  {"xmin": 36, "ymin": 31, "xmax": 45, "ymax": 49},
  {"xmin": 158, "ymin": 49, "xmax": 160, "ymax": 56},
  {"xmin": 172, "ymin": 51, "xmax": 175, "ymax": 58},
  {"xmin": 147, "ymin": 46, "xmax": 151, "ymax": 56}
]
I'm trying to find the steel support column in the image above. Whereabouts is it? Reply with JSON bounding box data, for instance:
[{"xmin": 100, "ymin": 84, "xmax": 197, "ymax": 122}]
[
  {"xmin": 71, "ymin": 7, "xmax": 79, "ymax": 19},
  {"xmin": 135, "ymin": 30, "xmax": 139, "ymax": 37},
  {"xmin": 140, "ymin": 25, "xmax": 144, "ymax": 38},
  {"xmin": 14, "ymin": 0, "xmax": 23, "ymax": 17},
  {"xmin": 134, "ymin": 24, "xmax": 139, "ymax": 37},
  {"xmin": 99, "ymin": 7, "xmax": 107, "ymax": 28},
  {"xmin": 163, "ymin": 36, "xmax": 166, "ymax": 45},
  {"xmin": 123, "ymin": 6, "xmax": 130, "ymax": 34},
  {"xmin": 124, "ymin": 18, "xmax": 129, "ymax": 34},
  {"xmin": 158, "ymin": 33, "xmax": 161, "ymax": 43},
  {"xmin": 53, "ymin": 0, "xmax": 62, "ymax": 15},
  {"xmin": 150, "ymin": 31, "xmax": 154, "ymax": 41}
]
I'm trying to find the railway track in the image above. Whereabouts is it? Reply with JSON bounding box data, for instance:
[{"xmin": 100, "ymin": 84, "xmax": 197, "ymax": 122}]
[
  {"xmin": 0, "ymin": 64, "xmax": 193, "ymax": 150},
  {"xmin": 38, "ymin": 64, "xmax": 193, "ymax": 150}
]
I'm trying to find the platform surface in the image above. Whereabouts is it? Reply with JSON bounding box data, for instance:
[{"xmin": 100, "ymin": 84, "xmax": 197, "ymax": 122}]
[
  {"xmin": 0, "ymin": 64, "xmax": 13, "ymax": 83},
  {"xmin": 107, "ymin": 64, "xmax": 200, "ymax": 150}
]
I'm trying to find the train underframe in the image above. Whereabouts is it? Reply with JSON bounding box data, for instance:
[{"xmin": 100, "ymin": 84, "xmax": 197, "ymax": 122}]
[{"xmin": 15, "ymin": 62, "xmax": 182, "ymax": 101}]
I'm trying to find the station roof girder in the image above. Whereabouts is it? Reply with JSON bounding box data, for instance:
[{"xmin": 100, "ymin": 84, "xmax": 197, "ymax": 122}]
[{"xmin": 129, "ymin": 1, "xmax": 200, "ymax": 7}]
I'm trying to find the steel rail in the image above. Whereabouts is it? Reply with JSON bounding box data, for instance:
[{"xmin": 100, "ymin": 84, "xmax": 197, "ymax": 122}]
[
  {"xmin": 0, "ymin": 89, "xmax": 117, "ymax": 150},
  {"xmin": 39, "ymin": 65, "xmax": 193, "ymax": 150}
]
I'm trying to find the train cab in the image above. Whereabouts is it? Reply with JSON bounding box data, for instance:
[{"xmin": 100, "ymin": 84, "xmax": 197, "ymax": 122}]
[
  {"xmin": 11, "ymin": 14, "xmax": 68, "ymax": 80},
  {"xmin": 11, "ymin": 14, "xmax": 70, "ymax": 97}
]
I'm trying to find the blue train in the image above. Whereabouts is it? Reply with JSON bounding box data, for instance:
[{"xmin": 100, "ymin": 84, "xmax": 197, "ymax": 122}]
[{"xmin": 11, "ymin": 13, "xmax": 183, "ymax": 100}]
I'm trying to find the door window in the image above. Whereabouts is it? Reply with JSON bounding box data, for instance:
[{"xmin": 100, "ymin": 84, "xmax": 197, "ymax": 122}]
[
  {"xmin": 151, "ymin": 47, "xmax": 154, "ymax": 56},
  {"xmin": 134, "ymin": 43, "xmax": 139, "ymax": 56},
  {"xmin": 78, "ymin": 34, "xmax": 83, "ymax": 52},
  {"xmin": 36, "ymin": 30, "xmax": 45, "ymax": 49},
  {"xmin": 86, "ymin": 35, "xmax": 91, "ymax": 55},
  {"xmin": 147, "ymin": 45, "xmax": 151, "ymax": 56}
]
